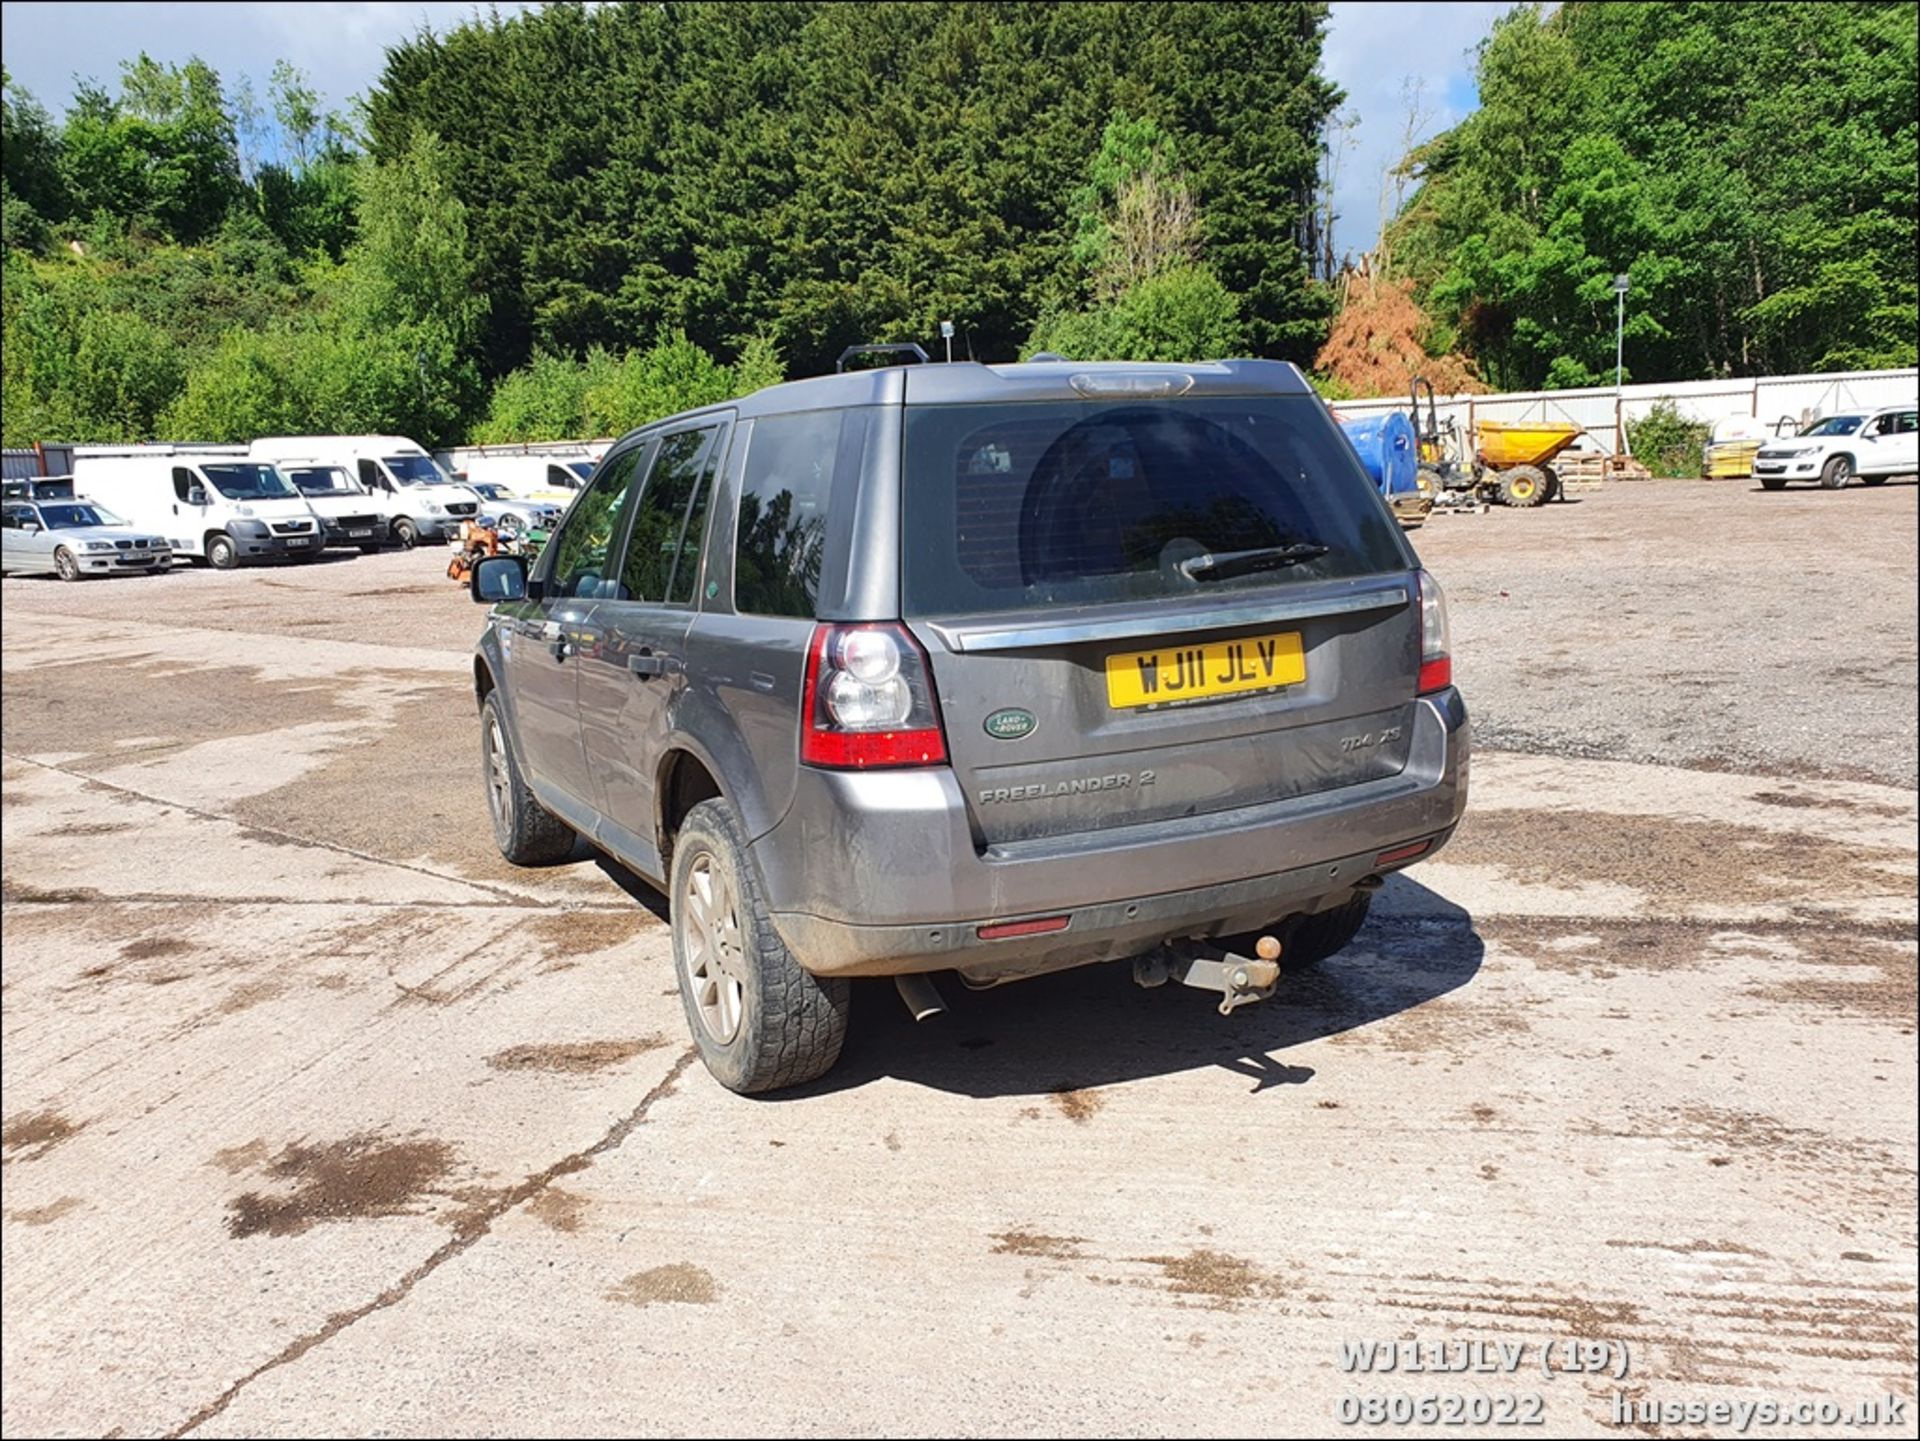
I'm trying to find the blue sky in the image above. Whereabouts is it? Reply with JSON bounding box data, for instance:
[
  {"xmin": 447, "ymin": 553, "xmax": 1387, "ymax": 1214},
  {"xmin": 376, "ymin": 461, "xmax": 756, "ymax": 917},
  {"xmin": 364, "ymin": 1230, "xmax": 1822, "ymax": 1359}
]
[
  {"xmin": 1321, "ymin": 1, "xmax": 1512, "ymax": 258},
  {"xmin": 3, "ymin": 0, "xmax": 1508, "ymax": 257}
]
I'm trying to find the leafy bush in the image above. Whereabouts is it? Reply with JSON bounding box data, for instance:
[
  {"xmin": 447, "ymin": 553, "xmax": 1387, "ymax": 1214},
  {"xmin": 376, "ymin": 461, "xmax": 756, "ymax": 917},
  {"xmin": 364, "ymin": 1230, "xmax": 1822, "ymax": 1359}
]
[
  {"xmin": 473, "ymin": 333, "xmax": 786, "ymax": 443},
  {"xmin": 2, "ymin": 249, "xmax": 185, "ymax": 443},
  {"xmin": 1626, "ymin": 399, "xmax": 1709, "ymax": 478},
  {"xmin": 1027, "ymin": 266, "xmax": 1246, "ymax": 363}
]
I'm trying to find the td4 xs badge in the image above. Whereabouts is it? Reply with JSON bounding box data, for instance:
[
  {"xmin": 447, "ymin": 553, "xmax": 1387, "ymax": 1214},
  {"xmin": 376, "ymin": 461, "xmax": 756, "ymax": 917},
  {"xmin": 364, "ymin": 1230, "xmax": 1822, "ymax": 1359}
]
[{"xmin": 983, "ymin": 707, "xmax": 1037, "ymax": 740}]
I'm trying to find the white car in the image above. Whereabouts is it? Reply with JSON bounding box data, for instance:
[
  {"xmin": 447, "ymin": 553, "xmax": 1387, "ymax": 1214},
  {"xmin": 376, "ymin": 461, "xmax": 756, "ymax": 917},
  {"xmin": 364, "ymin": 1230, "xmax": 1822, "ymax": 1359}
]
[{"xmin": 1752, "ymin": 406, "xmax": 1919, "ymax": 490}]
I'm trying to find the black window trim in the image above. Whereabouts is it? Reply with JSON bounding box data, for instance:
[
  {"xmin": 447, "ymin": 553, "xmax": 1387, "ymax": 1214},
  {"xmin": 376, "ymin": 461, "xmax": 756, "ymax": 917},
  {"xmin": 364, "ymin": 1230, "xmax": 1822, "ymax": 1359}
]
[
  {"xmin": 533, "ymin": 435, "xmax": 654, "ymax": 596},
  {"xmin": 606, "ymin": 413, "xmax": 734, "ymax": 611},
  {"xmin": 728, "ymin": 406, "xmax": 866, "ymax": 620}
]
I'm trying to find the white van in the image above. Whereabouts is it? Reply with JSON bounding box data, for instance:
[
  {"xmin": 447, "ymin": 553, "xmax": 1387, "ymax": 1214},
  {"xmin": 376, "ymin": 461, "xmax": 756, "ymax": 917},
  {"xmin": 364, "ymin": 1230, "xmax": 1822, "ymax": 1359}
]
[
  {"xmin": 72, "ymin": 446, "xmax": 324, "ymax": 569},
  {"xmin": 250, "ymin": 436, "xmax": 482, "ymax": 548},
  {"xmin": 260, "ymin": 456, "xmax": 390, "ymax": 551},
  {"xmin": 459, "ymin": 454, "xmax": 596, "ymax": 503}
]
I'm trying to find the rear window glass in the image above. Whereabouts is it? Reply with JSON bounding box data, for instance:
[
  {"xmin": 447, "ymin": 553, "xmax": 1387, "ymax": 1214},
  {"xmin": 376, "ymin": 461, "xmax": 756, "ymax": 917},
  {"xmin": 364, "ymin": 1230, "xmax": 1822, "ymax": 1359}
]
[
  {"xmin": 901, "ymin": 398, "xmax": 1406, "ymax": 615},
  {"xmin": 733, "ymin": 410, "xmax": 844, "ymax": 617}
]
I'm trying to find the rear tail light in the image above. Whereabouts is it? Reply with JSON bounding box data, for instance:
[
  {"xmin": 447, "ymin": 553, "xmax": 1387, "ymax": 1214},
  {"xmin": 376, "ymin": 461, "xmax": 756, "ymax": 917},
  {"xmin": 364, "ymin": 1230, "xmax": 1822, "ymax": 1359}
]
[
  {"xmin": 801, "ymin": 622, "xmax": 949, "ymax": 769},
  {"xmin": 1415, "ymin": 569, "xmax": 1452, "ymax": 694}
]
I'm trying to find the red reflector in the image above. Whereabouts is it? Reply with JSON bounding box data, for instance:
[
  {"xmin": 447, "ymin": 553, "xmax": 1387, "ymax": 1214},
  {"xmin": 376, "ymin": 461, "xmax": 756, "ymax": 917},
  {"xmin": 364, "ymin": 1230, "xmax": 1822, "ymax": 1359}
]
[
  {"xmin": 1417, "ymin": 657, "xmax": 1452, "ymax": 694},
  {"xmin": 1376, "ymin": 839, "xmax": 1431, "ymax": 866},
  {"xmin": 802, "ymin": 727, "xmax": 948, "ymax": 768},
  {"xmin": 976, "ymin": 915, "xmax": 1070, "ymax": 941}
]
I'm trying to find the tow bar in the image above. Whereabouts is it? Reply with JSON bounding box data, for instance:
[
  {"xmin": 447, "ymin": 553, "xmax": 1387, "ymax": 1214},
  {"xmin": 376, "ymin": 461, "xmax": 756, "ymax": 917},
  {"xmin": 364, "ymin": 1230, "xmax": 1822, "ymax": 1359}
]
[{"xmin": 1132, "ymin": 934, "xmax": 1284, "ymax": 1015}]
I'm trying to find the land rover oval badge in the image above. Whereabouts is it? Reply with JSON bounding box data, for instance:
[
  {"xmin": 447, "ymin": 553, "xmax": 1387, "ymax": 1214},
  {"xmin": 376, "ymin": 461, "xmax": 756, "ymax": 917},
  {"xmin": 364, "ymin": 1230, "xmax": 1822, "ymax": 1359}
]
[{"xmin": 984, "ymin": 707, "xmax": 1037, "ymax": 741}]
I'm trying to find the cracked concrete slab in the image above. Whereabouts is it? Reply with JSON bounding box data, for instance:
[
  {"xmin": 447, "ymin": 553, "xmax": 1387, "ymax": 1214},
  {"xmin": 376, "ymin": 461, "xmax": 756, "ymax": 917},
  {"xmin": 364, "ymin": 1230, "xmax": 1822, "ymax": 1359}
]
[{"xmin": 3, "ymin": 509, "xmax": 1915, "ymax": 1438}]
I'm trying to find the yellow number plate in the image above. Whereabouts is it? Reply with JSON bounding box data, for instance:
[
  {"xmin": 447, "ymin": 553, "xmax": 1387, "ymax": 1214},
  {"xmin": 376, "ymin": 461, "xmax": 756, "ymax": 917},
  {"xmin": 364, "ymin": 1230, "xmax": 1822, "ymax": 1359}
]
[{"xmin": 1105, "ymin": 631, "xmax": 1306, "ymax": 709}]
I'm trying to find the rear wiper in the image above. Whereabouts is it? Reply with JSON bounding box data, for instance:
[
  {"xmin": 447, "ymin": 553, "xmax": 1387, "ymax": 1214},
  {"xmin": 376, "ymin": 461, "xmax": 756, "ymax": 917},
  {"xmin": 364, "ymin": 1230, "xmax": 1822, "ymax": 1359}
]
[{"xmin": 1178, "ymin": 542, "xmax": 1330, "ymax": 582}]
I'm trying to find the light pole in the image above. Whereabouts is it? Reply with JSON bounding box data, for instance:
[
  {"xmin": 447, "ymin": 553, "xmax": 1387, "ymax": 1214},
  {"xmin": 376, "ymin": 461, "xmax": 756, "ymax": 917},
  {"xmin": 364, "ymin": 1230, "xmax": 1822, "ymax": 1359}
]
[
  {"xmin": 1612, "ymin": 274, "xmax": 1630, "ymax": 391},
  {"xmin": 1612, "ymin": 274, "xmax": 1630, "ymax": 454}
]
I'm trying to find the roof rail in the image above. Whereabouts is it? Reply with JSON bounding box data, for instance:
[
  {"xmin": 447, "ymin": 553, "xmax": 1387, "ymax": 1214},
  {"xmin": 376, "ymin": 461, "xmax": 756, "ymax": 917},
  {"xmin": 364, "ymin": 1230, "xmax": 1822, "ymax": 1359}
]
[{"xmin": 836, "ymin": 342, "xmax": 931, "ymax": 374}]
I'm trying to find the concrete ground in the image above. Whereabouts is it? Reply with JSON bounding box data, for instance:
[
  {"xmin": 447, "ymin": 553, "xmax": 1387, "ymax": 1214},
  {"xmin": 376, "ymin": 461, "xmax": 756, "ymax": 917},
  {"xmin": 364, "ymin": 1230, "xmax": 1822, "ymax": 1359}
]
[{"xmin": 2, "ymin": 478, "xmax": 1915, "ymax": 1438}]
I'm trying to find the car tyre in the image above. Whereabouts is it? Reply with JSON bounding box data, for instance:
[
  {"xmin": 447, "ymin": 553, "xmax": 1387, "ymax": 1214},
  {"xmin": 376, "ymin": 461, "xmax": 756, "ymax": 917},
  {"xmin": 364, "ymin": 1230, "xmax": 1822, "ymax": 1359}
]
[
  {"xmin": 670, "ymin": 797, "xmax": 849, "ymax": 1094},
  {"xmin": 53, "ymin": 547, "xmax": 83, "ymax": 582},
  {"xmin": 1278, "ymin": 890, "xmax": 1374, "ymax": 971},
  {"xmin": 1819, "ymin": 455, "xmax": 1852, "ymax": 490},
  {"xmin": 206, "ymin": 532, "xmax": 240, "ymax": 570},
  {"xmin": 1860, "ymin": 474, "xmax": 1887, "ymax": 487},
  {"xmin": 480, "ymin": 690, "xmax": 575, "ymax": 866},
  {"xmin": 393, "ymin": 517, "xmax": 419, "ymax": 549}
]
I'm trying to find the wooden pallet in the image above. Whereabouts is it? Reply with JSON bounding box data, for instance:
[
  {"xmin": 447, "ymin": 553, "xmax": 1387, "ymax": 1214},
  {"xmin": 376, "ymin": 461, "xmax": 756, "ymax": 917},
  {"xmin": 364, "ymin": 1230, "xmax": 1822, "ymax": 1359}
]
[{"xmin": 1552, "ymin": 453, "xmax": 1652, "ymax": 486}]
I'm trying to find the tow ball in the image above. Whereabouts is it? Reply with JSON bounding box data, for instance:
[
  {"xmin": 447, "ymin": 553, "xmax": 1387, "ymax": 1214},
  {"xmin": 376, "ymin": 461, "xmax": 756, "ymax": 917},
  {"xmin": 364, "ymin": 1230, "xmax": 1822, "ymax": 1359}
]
[{"xmin": 1132, "ymin": 935, "xmax": 1284, "ymax": 1015}]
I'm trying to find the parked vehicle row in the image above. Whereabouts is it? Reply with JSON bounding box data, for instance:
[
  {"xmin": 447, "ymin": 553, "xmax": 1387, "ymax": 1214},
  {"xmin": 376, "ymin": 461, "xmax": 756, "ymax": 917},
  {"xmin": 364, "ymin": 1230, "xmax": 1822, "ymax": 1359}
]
[{"xmin": 1, "ymin": 437, "xmax": 592, "ymax": 580}]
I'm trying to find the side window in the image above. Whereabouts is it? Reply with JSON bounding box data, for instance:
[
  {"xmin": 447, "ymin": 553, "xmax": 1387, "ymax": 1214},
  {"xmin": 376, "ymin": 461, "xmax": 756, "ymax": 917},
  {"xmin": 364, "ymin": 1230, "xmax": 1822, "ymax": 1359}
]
[
  {"xmin": 357, "ymin": 459, "xmax": 385, "ymax": 490},
  {"xmin": 172, "ymin": 467, "xmax": 197, "ymax": 502},
  {"xmin": 547, "ymin": 465, "xmax": 575, "ymax": 489},
  {"xmin": 2, "ymin": 506, "xmax": 22, "ymax": 529},
  {"xmin": 548, "ymin": 446, "xmax": 642, "ymax": 599},
  {"xmin": 734, "ymin": 410, "xmax": 842, "ymax": 617},
  {"xmin": 1894, "ymin": 411, "xmax": 1918, "ymax": 435},
  {"xmin": 619, "ymin": 425, "xmax": 721, "ymax": 604}
]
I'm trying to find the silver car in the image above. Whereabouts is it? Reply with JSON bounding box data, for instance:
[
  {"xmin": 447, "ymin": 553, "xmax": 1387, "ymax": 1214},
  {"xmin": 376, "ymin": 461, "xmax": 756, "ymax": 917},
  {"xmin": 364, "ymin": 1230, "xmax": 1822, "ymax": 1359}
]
[
  {"xmin": 466, "ymin": 357, "xmax": 1469, "ymax": 1093},
  {"xmin": 1, "ymin": 497, "xmax": 173, "ymax": 580},
  {"xmin": 464, "ymin": 482, "xmax": 563, "ymax": 533}
]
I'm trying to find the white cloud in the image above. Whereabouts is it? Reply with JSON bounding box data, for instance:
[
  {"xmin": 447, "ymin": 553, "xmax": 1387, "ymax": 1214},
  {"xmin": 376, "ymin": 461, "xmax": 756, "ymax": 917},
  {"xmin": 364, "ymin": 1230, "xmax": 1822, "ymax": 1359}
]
[{"xmin": 1320, "ymin": 1, "xmax": 1510, "ymax": 261}]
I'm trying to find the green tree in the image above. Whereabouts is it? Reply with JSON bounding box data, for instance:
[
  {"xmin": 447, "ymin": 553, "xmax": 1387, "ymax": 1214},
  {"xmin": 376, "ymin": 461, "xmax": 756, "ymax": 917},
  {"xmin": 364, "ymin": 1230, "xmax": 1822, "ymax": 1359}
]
[
  {"xmin": 365, "ymin": 1, "xmax": 1340, "ymax": 377},
  {"xmin": 253, "ymin": 62, "xmax": 357, "ymax": 258},
  {"xmin": 1028, "ymin": 265, "xmax": 1246, "ymax": 362},
  {"xmin": 1391, "ymin": 2, "xmax": 1918, "ymax": 385},
  {"xmin": 58, "ymin": 56, "xmax": 243, "ymax": 243},
  {"xmin": 1025, "ymin": 113, "xmax": 1247, "ymax": 361},
  {"xmin": 3, "ymin": 69, "xmax": 67, "ymax": 249}
]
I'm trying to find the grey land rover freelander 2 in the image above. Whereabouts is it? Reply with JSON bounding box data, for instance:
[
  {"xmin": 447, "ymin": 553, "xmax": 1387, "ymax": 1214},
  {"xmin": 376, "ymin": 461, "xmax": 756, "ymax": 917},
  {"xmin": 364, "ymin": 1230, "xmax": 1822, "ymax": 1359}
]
[{"xmin": 468, "ymin": 357, "xmax": 1469, "ymax": 1093}]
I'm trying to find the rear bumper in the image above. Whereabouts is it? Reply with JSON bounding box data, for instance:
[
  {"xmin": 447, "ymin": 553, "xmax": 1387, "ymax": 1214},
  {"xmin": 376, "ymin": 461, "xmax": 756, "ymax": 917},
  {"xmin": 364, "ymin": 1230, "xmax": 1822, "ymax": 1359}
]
[{"xmin": 756, "ymin": 687, "xmax": 1470, "ymax": 978}]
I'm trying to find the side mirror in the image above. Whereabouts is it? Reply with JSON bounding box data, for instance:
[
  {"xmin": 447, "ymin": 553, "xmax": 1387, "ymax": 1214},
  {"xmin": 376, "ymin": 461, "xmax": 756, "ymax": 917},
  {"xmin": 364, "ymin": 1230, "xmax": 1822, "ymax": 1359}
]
[
  {"xmin": 20, "ymin": 521, "xmax": 41, "ymax": 534},
  {"xmin": 471, "ymin": 553, "xmax": 529, "ymax": 604},
  {"xmin": 187, "ymin": 486, "xmax": 208, "ymax": 506}
]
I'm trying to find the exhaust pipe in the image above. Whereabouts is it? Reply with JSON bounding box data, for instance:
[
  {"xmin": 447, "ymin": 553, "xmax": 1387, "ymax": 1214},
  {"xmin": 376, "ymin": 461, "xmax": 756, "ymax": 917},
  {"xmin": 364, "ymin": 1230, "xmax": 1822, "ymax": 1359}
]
[{"xmin": 894, "ymin": 972, "xmax": 947, "ymax": 1022}]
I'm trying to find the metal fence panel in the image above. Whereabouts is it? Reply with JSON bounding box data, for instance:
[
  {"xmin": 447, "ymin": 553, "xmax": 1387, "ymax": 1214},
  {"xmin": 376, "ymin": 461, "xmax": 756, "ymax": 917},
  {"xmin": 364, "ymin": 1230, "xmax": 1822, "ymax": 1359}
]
[{"xmin": 1330, "ymin": 367, "xmax": 1919, "ymax": 454}]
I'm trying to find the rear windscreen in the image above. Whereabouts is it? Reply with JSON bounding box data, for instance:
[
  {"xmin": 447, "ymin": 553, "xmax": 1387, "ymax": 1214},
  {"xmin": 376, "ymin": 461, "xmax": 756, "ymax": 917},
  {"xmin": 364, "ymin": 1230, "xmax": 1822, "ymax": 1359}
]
[{"xmin": 901, "ymin": 398, "xmax": 1408, "ymax": 615}]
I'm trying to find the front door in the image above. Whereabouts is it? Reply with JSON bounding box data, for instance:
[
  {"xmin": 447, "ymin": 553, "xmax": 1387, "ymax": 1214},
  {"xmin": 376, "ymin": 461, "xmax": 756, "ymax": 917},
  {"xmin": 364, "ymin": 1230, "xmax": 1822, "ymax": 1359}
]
[
  {"xmin": 501, "ymin": 442, "xmax": 647, "ymax": 811},
  {"xmin": 574, "ymin": 418, "xmax": 730, "ymax": 873},
  {"xmin": 171, "ymin": 466, "xmax": 210, "ymax": 553}
]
